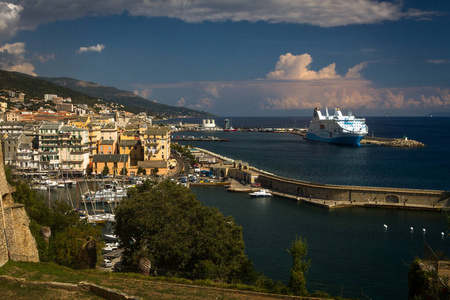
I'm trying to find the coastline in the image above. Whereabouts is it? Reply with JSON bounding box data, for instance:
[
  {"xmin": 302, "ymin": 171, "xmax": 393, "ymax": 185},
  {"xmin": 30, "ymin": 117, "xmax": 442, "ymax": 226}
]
[{"xmin": 194, "ymin": 147, "xmax": 448, "ymax": 211}]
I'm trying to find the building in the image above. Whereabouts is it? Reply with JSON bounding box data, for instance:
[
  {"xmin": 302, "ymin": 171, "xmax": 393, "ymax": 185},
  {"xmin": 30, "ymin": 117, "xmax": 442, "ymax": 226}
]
[
  {"xmin": 6, "ymin": 111, "xmax": 22, "ymax": 122},
  {"xmin": 44, "ymin": 94, "xmax": 57, "ymax": 101},
  {"xmin": 14, "ymin": 142, "xmax": 39, "ymax": 177},
  {"xmin": 59, "ymin": 125, "xmax": 90, "ymax": 176},
  {"xmin": 100, "ymin": 123, "xmax": 118, "ymax": 141},
  {"xmin": 92, "ymin": 154, "xmax": 129, "ymax": 177},
  {"xmin": 38, "ymin": 122, "xmax": 63, "ymax": 175},
  {"xmin": 56, "ymin": 103, "xmax": 74, "ymax": 112},
  {"xmin": 38, "ymin": 122, "xmax": 90, "ymax": 176},
  {"xmin": 2, "ymin": 132, "xmax": 27, "ymax": 167},
  {"xmin": 141, "ymin": 127, "xmax": 170, "ymax": 161},
  {"xmin": 99, "ymin": 139, "xmax": 116, "ymax": 155}
]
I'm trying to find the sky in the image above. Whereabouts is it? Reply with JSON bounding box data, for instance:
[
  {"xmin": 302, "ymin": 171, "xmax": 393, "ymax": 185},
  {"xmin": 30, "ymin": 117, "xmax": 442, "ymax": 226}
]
[{"xmin": 0, "ymin": 1, "xmax": 449, "ymax": 117}]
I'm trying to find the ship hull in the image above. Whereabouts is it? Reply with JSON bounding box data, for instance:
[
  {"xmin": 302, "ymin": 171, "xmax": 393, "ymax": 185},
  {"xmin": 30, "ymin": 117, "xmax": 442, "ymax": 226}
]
[{"xmin": 306, "ymin": 132, "xmax": 365, "ymax": 146}]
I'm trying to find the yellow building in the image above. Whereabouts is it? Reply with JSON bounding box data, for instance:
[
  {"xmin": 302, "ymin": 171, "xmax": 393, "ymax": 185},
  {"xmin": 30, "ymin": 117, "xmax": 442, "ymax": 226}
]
[
  {"xmin": 92, "ymin": 154, "xmax": 129, "ymax": 177},
  {"xmin": 69, "ymin": 116, "xmax": 91, "ymax": 129}
]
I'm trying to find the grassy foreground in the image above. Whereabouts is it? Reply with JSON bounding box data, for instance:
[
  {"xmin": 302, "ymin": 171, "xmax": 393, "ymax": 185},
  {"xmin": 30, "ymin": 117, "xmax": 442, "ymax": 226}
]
[{"xmin": 0, "ymin": 261, "xmax": 314, "ymax": 300}]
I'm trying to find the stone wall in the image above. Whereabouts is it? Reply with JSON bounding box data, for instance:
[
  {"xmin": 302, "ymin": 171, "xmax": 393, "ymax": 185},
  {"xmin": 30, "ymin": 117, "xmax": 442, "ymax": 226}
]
[
  {"xmin": 0, "ymin": 203, "xmax": 40, "ymax": 266},
  {"xmin": 0, "ymin": 141, "xmax": 39, "ymax": 267},
  {"xmin": 257, "ymin": 173, "xmax": 449, "ymax": 207}
]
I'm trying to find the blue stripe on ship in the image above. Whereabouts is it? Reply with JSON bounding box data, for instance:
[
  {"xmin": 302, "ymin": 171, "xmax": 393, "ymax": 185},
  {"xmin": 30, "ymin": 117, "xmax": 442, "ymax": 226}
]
[{"xmin": 306, "ymin": 132, "xmax": 365, "ymax": 146}]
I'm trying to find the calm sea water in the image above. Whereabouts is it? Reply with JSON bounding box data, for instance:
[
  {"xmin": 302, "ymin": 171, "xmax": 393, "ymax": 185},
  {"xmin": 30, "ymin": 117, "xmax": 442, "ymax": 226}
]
[{"xmin": 173, "ymin": 116, "xmax": 450, "ymax": 299}]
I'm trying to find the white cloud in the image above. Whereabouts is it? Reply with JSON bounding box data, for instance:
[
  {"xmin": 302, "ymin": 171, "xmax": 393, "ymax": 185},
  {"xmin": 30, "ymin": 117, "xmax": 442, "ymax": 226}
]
[
  {"xmin": 188, "ymin": 97, "xmax": 214, "ymax": 110},
  {"xmin": 427, "ymin": 59, "xmax": 450, "ymax": 64},
  {"xmin": 177, "ymin": 97, "xmax": 186, "ymax": 107},
  {"xmin": 128, "ymin": 0, "xmax": 433, "ymax": 27},
  {"xmin": 345, "ymin": 62, "xmax": 368, "ymax": 79},
  {"xmin": 36, "ymin": 53, "xmax": 55, "ymax": 62},
  {"xmin": 266, "ymin": 53, "xmax": 340, "ymax": 80},
  {"xmin": 1, "ymin": 0, "xmax": 435, "ymax": 40},
  {"xmin": 77, "ymin": 44, "xmax": 105, "ymax": 54},
  {"xmin": 0, "ymin": 3, "xmax": 22, "ymax": 41},
  {"xmin": 133, "ymin": 88, "xmax": 152, "ymax": 99},
  {"xmin": 0, "ymin": 42, "xmax": 37, "ymax": 76}
]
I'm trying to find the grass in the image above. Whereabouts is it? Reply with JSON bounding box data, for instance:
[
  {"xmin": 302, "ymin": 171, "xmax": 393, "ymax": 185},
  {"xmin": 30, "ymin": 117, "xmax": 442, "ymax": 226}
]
[
  {"xmin": 0, "ymin": 261, "xmax": 277, "ymax": 300},
  {"xmin": 0, "ymin": 279, "xmax": 103, "ymax": 300}
]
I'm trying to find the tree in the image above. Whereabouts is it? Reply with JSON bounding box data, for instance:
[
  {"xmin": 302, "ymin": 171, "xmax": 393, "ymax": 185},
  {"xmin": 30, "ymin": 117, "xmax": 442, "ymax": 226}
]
[
  {"xmin": 86, "ymin": 163, "xmax": 93, "ymax": 176},
  {"xmin": 102, "ymin": 165, "xmax": 110, "ymax": 176},
  {"xmin": 137, "ymin": 166, "xmax": 145, "ymax": 175},
  {"xmin": 120, "ymin": 167, "xmax": 128, "ymax": 175},
  {"xmin": 287, "ymin": 236, "xmax": 310, "ymax": 296},
  {"xmin": 115, "ymin": 179, "xmax": 255, "ymax": 282},
  {"xmin": 151, "ymin": 167, "xmax": 159, "ymax": 176}
]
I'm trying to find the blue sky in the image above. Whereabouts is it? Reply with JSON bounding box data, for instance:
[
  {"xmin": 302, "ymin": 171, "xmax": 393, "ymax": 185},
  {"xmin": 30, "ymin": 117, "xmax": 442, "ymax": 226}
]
[{"xmin": 0, "ymin": 1, "xmax": 449, "ymax": 116}]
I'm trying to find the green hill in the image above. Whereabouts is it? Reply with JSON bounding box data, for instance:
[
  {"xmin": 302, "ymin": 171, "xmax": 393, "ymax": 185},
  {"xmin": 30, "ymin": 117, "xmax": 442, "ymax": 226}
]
[
  {"xmin": 0, "ymin": 69, "xmax": 97, "ymax": 106},
  {"xmin": 43, "ymin": 77, "xmax": 213, "ymax": 118},
  {"xmin": 0, "ymin": 69, "xmax": 213, "ymax": 118}
]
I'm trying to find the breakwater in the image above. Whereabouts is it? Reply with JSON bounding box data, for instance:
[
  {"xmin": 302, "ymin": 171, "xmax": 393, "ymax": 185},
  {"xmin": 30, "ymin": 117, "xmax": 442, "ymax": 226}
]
[{"xmin": 197, "ymin": 147, "xmax": 449, "ymax": 210}]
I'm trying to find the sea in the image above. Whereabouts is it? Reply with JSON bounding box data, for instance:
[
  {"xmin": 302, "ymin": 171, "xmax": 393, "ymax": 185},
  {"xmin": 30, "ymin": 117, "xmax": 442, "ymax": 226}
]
[{"xmin": 166, "ymin": 116, "xmax": 450, "ymax": 299}]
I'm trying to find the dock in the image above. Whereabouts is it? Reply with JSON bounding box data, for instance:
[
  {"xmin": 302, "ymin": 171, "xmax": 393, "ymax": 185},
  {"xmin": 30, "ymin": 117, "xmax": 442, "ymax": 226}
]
[{"xmin": 172, "ymin": 136, "xmax": 230, "ymax": 142}]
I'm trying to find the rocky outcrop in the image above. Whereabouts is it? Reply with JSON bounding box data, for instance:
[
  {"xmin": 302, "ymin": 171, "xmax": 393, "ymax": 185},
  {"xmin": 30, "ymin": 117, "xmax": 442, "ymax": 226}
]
[{"xmin": 0, "ymin": 143, "xmax": 39, "ymax": 267}]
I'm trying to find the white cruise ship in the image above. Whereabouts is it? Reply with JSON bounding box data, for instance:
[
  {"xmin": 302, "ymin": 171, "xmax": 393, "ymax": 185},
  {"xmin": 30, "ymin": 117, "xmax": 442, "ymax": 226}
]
[{"xmin": 306, "ymin": 107, "xmax": 368, "ymax": 146}]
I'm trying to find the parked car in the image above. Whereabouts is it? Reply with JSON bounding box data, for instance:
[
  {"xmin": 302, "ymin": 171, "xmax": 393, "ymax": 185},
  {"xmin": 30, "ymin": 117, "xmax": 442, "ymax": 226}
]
[{"xmin": 102, "ymin": 259, "xmax": 112, "ymax": 268}]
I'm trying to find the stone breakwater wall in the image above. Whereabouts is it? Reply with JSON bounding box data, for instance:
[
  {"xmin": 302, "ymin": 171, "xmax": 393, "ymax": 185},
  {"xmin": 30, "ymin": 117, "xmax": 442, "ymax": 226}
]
[
  {"xmin": 361, "ymin": 137, "xmax": 425, "ymax": 147},
  {"xmin": 256, "ymin": 173, "xmax": 449, "ymax": 209},
  {"xmin": 196, "ymin": 147, "xmax": 449, "ymax": 210}
]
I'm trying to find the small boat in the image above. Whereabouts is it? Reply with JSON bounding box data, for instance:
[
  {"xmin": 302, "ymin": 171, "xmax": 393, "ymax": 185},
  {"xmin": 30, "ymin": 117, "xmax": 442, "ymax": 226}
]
[{"xmin": 249, "ymin": 189, "xmax": 273, "ymax": 197}]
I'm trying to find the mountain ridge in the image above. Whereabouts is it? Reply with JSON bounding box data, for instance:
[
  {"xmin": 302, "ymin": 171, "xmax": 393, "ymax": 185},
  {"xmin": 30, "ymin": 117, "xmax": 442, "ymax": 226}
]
[
  {"xmin": 42, "ymin": 76, "xmax": 213, "ymax": 118},
  {"xmin": 0, "ymin": 69, "xmax": 213, "ymax": 118}
]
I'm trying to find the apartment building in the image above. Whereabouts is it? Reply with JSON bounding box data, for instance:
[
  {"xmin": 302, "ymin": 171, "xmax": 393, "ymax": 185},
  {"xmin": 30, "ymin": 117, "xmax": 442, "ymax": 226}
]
[
  {"xmin": 38, "ymin": 122, "xmax": 90, "ymax": 176},
  {"xmin": 15, "ymin": 142, "xmax": 39, "ymax": 177}
]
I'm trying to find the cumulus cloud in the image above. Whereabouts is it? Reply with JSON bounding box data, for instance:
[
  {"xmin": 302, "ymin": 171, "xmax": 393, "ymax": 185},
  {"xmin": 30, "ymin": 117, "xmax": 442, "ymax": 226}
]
[
  {"xmin": 0, "ymin": 3, "xmax": 22, "ymax": 41},
  {"xmin": 177, "ymin": 97, "xmax": 186, "ymax": 107},
  {"xmin": 133, "ymin": 88, "xmax": 152, "ymax": 99},
  {"xmin": 76, "ymin": 44, "xmax": 105, "ymax": 54},
  {"xmin": 0, "ymin": 42, "xmax": 37, "ymax": 76},
  {"xmin": 266, "ymin": 53, "xmax": 340, "ymax": 80},
  {"xmin": 345, "ymin": 62, "xmax": 368, "ymax": 79},
  {"xmin": 189, "ymin": 97, "xmax": 215, "ymax": 110}
]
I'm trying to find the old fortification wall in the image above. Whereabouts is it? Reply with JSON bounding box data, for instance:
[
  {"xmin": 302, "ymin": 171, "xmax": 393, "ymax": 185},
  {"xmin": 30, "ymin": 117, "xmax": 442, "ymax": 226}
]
[
  {"xmin": 0, "ymin": 142, "xmax": 39, "ymax": 267},
  {"xmin": 257, "ymin": 173, "xmax": 449, "ymax": 207},
  {"xmin": 201, "ymin": 147, "xmax": 450, "ymax": 208}
]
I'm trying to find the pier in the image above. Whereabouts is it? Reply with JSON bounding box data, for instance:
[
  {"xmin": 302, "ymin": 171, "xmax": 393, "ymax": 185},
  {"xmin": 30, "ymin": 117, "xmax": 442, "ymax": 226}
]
[
  {"xmin": 172, "ymin": 136, "xmax": 230, "ymax": 142},
  {"xmin": 197, "ymin": 147, "xmax": 449, "ymax": 210}
]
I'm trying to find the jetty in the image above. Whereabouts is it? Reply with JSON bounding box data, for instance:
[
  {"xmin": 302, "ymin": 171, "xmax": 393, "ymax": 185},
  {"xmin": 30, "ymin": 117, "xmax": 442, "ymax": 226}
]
[
  {"xmin": 289, "ymin": 131, "xmax": 425, "ymax": 147},
  {"xmin": 172, "ymin": 136, "xmax": 230, "ymax": 142},
  {"xmin": 194, "ymin": 147, "xmax": 449, "ymax": 211}
]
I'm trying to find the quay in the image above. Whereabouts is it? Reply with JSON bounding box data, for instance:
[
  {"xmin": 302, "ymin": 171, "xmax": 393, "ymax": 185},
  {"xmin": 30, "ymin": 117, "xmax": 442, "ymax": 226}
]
[
  {"xmin": 172, "ymin": 136, "xmax": 230, "ymax": 142},
  {"xmin": 196, "ymin": 148, "xmax": 449, "ymax": 210}
]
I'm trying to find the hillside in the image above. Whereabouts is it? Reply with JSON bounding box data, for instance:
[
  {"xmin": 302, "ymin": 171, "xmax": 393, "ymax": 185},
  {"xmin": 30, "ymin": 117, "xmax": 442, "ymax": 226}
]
[
  {"xmin": 43, "ymin": 76, "xmax": 214, "ymax": 118},
  {"xmin": 0, "ymin": 69, "xmax": 97, "ymax": 106},
  {"xmin": 0, "ymin": 69, "xmax": 213, "ymax": 118}
]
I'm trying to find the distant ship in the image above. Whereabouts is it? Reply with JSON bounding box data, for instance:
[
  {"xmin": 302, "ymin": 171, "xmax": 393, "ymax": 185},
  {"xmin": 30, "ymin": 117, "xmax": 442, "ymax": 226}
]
[{"xmin": 306, "ymin": 107, "xmax": 368, "ymax": 146}]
